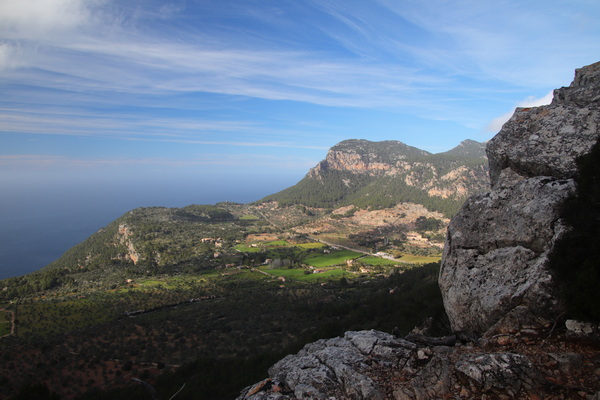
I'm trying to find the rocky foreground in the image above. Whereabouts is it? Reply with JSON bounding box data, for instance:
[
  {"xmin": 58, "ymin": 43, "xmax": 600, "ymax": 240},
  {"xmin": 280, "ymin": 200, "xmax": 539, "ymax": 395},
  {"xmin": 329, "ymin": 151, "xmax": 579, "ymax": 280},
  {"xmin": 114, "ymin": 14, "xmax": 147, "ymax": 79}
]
[
  {"xmin": 238, "ymin": 327, "xmax": 600, "ymax": 400},
  {"xmin": 238, "ymin": 61, "xmax": 600, "ymax": 400}
]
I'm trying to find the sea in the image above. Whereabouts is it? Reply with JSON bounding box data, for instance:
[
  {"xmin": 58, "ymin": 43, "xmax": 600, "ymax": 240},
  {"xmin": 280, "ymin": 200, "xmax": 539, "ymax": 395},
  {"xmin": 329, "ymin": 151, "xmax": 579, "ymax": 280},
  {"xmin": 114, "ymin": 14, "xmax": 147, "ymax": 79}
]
[{"xmin": 0, "ymin": 175, "xmax": 294, "ymax": 280}]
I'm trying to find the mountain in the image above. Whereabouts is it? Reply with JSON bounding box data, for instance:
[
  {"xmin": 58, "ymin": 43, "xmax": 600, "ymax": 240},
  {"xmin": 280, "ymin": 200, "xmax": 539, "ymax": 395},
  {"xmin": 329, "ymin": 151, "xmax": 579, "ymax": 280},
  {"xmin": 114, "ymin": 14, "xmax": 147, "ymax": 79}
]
[
  {"xmin": 0, "ymin": 139, "xmax": 490, "ymax": 296},
  {"xmin": 260, "ymin": 139, "xmax": 489, "ymax": 216},
  {"xmin": 0, "ymin": 138, "xmax": 488, "ymax": 399}
]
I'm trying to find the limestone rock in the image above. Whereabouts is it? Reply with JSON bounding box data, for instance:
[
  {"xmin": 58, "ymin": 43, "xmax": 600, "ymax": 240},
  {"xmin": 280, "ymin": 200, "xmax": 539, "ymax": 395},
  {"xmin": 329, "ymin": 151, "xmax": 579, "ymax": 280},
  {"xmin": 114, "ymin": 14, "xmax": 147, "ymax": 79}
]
[
  {"xmin": 487, "ymin": 61, "xmax": 600, "ymax": 186},
  {"xmin": 440, "ymin": 61, "xmax": 600, "ymax": 337},
  {"xmin": 454, "ymin": 353, "xmax": 540, "ymax": 397},
  {"xmin": 238, "ymin": 330, "xmax": 416, "ymax": 400},
  {"xmin": 237, "ymin": 330, "xmax": 569, "ymax": 400},
  {"xmin": 565, "ymin": 319, "xmax": 600, "ymax": 339},
  {"xmin": 439, "ymin": 177, "xmax": 575, "ymax": 335}
]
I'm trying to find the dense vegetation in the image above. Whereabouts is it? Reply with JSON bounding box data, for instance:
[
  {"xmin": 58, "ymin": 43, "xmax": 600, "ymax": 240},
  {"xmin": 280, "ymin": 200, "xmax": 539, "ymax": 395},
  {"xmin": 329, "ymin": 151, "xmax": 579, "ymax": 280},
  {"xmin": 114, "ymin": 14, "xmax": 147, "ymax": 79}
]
[
  {"xmin": 9, "ymin": 263, "xmax": 445, "ymax": 400},
  {"xmin": 549, "ymin": 138, "xmax": 600, "ymax": 322},
  {"xmin": 260, "ymin": 140, "xmax": 488, "ymax": 217},
  {"xmin": 1, "ymin": 261, "xmax": 446, "ymax": 400},
  {"xmin": 260, "ymin": 170, "xmax": 473, "ymax": 216},
  {"xmin": 0, "ymin": 199, "xmax": 450, "ymax": 400},
  {"xmin": 0, "ymin": 139, "xmax": 478, "ymax": 399}
]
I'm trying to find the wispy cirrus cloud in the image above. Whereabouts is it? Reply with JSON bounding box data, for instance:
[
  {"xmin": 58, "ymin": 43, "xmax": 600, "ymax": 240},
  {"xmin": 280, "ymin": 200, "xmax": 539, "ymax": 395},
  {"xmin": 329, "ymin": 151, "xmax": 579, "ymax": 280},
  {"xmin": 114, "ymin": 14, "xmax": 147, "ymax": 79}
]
[
  {"xmin": 0, "ymin": 0, "xmax": 471, "ymax": 121},
  {"xmin": 0, "ymin": 152, "xmax": 317, "ymax": 171},
  {"xmin": 1, "ymin": 0, "xmax": 599, "ymax": 148},
  {"xmin": 0, "ymin": 105, "xmax": 329, "ymax": 151}
]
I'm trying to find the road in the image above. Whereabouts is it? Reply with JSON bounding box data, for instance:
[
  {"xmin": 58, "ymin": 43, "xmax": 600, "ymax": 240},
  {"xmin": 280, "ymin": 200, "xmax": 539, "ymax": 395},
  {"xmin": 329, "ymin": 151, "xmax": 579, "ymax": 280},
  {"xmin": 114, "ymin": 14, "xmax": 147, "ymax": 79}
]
[{"xmin": 0, "ymin": 308, "xmax": 15, "ymax": 337}]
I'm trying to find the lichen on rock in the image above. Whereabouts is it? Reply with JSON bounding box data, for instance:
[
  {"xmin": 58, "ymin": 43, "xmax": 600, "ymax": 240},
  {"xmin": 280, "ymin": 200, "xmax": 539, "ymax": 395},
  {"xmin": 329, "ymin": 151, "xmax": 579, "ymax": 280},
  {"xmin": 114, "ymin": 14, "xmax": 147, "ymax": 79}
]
[{"xmin": 440, "ymin": 61, "xmax": 600, "ymax": 338}]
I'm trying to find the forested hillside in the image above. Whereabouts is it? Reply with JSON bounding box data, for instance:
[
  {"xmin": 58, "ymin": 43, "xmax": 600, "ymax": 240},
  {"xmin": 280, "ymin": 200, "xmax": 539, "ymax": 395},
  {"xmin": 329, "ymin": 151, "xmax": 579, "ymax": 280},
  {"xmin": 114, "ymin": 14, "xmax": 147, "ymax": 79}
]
[{"xmin": 260, "ymin": 139, "xmax": 489, "ymax": 216}]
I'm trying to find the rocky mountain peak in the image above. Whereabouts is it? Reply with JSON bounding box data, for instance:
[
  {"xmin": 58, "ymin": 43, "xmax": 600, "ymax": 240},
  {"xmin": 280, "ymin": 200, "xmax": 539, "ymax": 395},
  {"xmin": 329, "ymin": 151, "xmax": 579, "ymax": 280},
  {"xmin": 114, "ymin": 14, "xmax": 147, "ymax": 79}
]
[
  {"xmin": 554, "ymin": 61, "xmax": 600, "ymax": 107},
  {"xmin": 309, "ymin": 139, "xmax": 430, "ymax": 177},
  {"xmin": 438, "ymin": 139, "xmax": 487, "ymax": 158},
  {"xmin": 264, "ymin": 138, "xmax": 489, "ymax": 215}
]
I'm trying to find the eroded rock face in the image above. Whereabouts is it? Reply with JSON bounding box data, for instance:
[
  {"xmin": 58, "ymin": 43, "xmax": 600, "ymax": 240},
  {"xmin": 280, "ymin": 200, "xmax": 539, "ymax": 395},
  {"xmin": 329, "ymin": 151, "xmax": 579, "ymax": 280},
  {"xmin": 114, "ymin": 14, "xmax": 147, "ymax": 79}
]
[
  {"xmin": 237, "ymin": 330, "xmax": 579, "ymax": 400},
  {"xmin": 239, "ymin": 330, "xmax": 416, "ymax": 400},
  {"xmin": 487, "ymin": 62, "xmax": 600, "ymax": 186},
  {"xmin": 439, "ymin": 61, "xmax": 600, "ymax": 337}
]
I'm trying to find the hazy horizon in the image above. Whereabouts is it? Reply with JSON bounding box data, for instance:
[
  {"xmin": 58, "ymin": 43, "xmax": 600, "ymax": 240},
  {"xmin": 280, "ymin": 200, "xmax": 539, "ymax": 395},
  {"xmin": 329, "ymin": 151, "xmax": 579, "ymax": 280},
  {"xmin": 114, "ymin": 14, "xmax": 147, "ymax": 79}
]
[
  {"xmin": 2, "ymin": 1, "xmax": 600, "ymax": 279},
  {"xmin": 0, "ymin": 173, "xmax": 298, "ymax": 279}
]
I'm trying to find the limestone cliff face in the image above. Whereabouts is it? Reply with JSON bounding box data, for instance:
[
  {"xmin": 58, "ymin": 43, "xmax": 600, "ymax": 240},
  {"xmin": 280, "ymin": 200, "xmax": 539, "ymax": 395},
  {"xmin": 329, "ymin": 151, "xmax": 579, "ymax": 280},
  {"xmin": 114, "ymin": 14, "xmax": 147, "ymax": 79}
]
[
  {"xmin": 307, "ymin": 138, "xmax": 489, "ymax": 200},
  {"xmin": 117, "ymin": 224, "xmax": 140, "ymax": 265},
  {"xmin": 440, "ymin": 61, "xmax": 600, "ymax": 337}
]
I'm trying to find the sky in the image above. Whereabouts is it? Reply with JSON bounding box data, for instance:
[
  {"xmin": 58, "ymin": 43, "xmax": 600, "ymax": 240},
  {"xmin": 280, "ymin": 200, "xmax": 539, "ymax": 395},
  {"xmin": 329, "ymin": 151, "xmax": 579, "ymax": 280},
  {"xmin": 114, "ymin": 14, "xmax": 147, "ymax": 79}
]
[
  {"xmin": 1, "ymin": 0, "xmax": 600, "ymax": 198},
  {"xmin": 1, "ymin": 0, "xmax": 599, "ymax": 277}
]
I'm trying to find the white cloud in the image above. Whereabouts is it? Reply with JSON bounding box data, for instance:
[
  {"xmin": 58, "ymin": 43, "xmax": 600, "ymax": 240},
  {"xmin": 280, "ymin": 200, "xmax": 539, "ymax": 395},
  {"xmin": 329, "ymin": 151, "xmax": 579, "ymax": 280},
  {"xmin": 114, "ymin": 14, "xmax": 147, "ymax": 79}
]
[
  {"xmin": 518, "ymin": 91, "xmax": 555, "ymax": 108},
  {"xmin": 1, "ymin": 0, "xmax": 599, "ymax": 141},
  {"xmin": 0, "ymin": 0, "xmax": 103, "ymax": 71},
  {"xmin": 486, "ymin": 91, "xmax": 554, "ymax": 133},
  {"xmin": 0, "ymin": 0, "xmax": 93, "ymax": 37},
  {"xmin": 0, "ymin": 153, "xmax": 317, "ymax": 171},
  {"xmin": 0, "ymin": 42, "xmax": 24, "ymax": 71}
]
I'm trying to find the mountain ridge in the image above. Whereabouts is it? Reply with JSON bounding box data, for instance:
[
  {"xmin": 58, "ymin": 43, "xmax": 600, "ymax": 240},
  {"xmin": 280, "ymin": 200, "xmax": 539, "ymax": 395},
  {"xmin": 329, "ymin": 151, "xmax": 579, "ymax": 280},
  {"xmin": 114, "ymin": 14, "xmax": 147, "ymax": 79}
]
[{"xmin": 260, "ymin": 138, "xmax": 489, "ymax": 216}]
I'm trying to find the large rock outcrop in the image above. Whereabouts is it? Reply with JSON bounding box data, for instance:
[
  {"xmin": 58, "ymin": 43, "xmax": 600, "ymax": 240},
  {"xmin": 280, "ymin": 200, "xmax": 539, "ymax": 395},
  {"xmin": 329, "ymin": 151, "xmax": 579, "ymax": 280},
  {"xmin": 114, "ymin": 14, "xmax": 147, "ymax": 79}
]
[
  {"xmin": 261, "ymin": 138, "xmax": 489, "ymax": 211},
  {"xmin": 439, "ymin": 61, "xmax": 600, "ymax": 337}
]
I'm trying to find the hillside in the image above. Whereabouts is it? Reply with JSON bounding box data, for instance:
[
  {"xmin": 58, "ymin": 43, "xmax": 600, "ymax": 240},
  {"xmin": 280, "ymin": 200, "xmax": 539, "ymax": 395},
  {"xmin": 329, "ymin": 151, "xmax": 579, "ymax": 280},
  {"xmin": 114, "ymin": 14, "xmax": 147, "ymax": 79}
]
[
  {"xmin": 13, "ymin": 138, "xmax": 489, "ymax": 291},
  {"xmin": 0, "ymin": 138, "xmax": 489, "ymax": 399},
  {"xmin": 260, "ymin": 139, "xmax": 489, "ymax": 216},
  {"xmin": 0, "ymin": 202, "xmax": 447, "ymax": 400}
]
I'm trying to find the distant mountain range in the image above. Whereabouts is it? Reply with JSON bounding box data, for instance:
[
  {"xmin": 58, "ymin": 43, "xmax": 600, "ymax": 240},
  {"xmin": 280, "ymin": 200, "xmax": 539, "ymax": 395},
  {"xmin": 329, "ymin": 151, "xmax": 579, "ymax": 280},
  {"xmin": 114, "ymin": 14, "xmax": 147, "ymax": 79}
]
[{"xmin": 261, "ymin": 139, "xmax": 489, "ymax": 216}]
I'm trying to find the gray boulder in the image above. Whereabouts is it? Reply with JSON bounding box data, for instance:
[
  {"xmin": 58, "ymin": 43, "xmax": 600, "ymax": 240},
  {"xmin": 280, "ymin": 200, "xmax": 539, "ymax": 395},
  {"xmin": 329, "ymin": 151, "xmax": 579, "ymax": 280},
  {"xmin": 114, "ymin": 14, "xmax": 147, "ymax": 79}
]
[
  {"xmin": 238, "ymin": 329, "xmax": 544, "ymax": 400},
  {"xmin": 439, "ymin": 61, "xmax": 600, "ymax": 337},
  {"xmin": 487, "ymin": 61, "xmax": 600, "ymax": 186},
  {"xmin": 238, "ymin": 330, "xmax": 417, "ymax": 400}
]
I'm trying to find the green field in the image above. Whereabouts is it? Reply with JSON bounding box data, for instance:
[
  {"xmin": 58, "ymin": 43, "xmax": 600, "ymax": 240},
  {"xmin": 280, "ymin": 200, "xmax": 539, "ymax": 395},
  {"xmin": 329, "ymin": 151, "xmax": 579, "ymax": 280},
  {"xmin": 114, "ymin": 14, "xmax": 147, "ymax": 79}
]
[
  {"xmin": 295, "ymin": 242, "xmax": 326, "ymax": 249},
  {"xmin": 234, "ymin": 244, "xmax": 263, "ymax": 253},
  {"xmin": 304, "ymin": 250, "xmax": 362, "ymax": 268},
  {"xmin": 359, "ymin": 256, "xmax": 400, "ymax": 266},
  {"xmin": 266, "ymin": 240, "xmax": 291, "ymax": 246},
  {"xmin": 234, "ymin": 240, "xmax": 293, "ymax": 253}
]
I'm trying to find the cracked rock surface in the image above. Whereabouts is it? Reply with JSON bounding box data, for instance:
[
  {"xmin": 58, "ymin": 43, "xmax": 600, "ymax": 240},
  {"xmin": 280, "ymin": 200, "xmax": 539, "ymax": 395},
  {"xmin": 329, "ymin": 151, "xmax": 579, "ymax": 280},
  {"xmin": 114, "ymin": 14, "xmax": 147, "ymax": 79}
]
[
  {"xmin": 439, "ymin": 61, "xmax": 600, "ymax": 337},
  {"xmin": 237, "ymin": 329, "xmax": 600, "ymax": 400}
]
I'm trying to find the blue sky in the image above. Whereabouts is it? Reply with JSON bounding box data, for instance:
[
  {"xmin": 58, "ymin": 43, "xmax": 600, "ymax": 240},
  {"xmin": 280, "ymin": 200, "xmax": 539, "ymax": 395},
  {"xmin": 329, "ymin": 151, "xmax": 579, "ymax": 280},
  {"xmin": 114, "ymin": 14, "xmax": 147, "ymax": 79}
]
[{"xmin": 1, "ymin": 0, "xmax": 600, "ymax": 196}]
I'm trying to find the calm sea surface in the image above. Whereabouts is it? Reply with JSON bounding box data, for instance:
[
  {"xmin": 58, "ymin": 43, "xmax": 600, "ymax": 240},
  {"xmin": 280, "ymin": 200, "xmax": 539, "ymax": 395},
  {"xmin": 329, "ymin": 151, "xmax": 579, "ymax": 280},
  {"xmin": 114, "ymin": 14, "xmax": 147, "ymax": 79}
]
[{"xmin": 0, "ymin": 176, "xmax": 290, "ymax": 279}]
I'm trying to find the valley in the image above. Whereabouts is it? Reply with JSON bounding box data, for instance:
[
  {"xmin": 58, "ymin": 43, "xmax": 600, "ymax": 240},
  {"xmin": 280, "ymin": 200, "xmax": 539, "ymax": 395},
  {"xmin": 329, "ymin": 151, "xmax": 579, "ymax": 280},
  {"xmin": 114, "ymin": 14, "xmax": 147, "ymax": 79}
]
[
  {"xmin": 0, "ymin": 203, "xmax": 447, "ymax": 399},
  {"xmin": 0, "ymin": 139, "xmax": 489, "ymax": 399}
]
